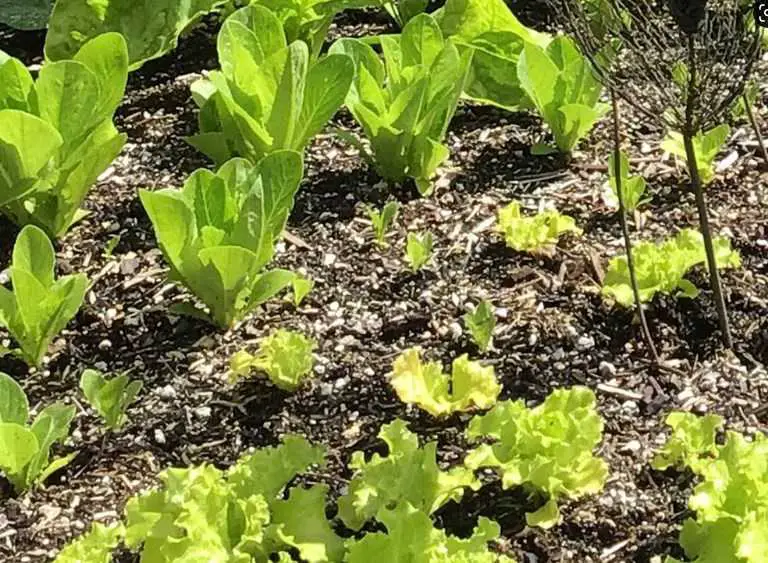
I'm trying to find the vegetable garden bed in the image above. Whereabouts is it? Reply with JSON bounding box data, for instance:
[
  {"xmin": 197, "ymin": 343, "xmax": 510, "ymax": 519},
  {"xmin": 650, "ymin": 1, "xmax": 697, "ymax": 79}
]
[{"xmin": 1, "ymin": 1, "xmax": 768, "ymax": 562}]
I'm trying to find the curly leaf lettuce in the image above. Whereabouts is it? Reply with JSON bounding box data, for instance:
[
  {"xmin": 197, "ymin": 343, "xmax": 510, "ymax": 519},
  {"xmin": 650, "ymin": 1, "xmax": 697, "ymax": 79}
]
[
  {"xmin": 53, "ymin": 522, "xmax": 124, "ymax": 563},
  {"xmin": 466, "ymin": 386, "xmax": 607, "ymax": 529},
  {"xmin": 338, "ymin": 418, "xmax": 481, "ymax": 530},
  {"xmin": 497, "ymin": 201, "xmax": 581, "ymax": 255},
  {"xmin": 390, "ymin": 348, "xmax": 501, "ymax": 417},
  {"xmin": 229, "ymin": 329, "xmax": 316, "ymax": 390},
  {"xmin": 603, "ymin": 228, "xmax": 741, "ymax": 307},
  {"xmin": 346, "ymin": 501, "xmax": 516, "ymax": 562}
]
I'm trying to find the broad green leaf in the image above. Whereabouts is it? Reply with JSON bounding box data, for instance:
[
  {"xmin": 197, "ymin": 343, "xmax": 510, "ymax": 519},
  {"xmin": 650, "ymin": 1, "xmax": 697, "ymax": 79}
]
[
  {"xmin": 0, "ymin": 110, "xmax": 63, "ymax": 207},
  {"xmin": 12, "ymin": 224, "xmax": 55, "ymax": 288},
  {"xmin": 271, "ymin": 485, "xmax": 344, "ymax": 562},
  {"xmin": 139, "ymin": 189, "xmax": 195, "ymax": 265},
  {"xmin": 0, "ymin": 58, "xmax": 36, "ymax": 112},
  {"xmin": 45, "ymin": 0, "xmax": 227, "ymax": 70},
  {"xmin": 267, "ymin": 41, "xmax": 309, "ymax": 150},
  {"xmin": 0, "ymin": 372, "xmax": 29, "ymax": 425},
  {"xmin": 0, "ymin": 0, "xmax": 52, "ymax": 30},
  {"xmin": 0, "ymin": 423, "xmax": 38, "ymax": 475},
  {"xmin": 72, "ymin": 33, "xmax": 130, "ymax": 120},
  {"xmin": 401, "ymin": 13, "xmax": 444, "ymax": 68},
  {"xmin": 24, "ymin": 403, "xmax": 76, "ymax": 485}
]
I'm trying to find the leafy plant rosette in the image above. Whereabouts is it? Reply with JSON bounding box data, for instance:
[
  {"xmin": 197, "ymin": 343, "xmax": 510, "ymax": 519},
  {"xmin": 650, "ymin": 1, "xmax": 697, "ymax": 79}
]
[
  {"xmin": 465, "ymin": 386, "xmax": 608, "ymax": 529},
  {"xmin": 517, "ymin": 35, "xmax": 608, "ymax": 154},
  {"xmin": 652, "ymin": 413, "xmax": 768, "ymax": 563},
  {"xmin": 329, "ymin": 13, "xmax": 473, "ymax": 195},
  {"xmin": 389, "ymin": 348, "xmax": 501, "ymax": 417},
  {"xmin": 0, "ymin": 372, "xmax": 77, "ymax": 492},
  {"xmin": 602, "ymin": 228, "xmax": 741, "ymax": 307},
  {"xmin": 45, "ymin": 0, "xmax": 227, "ymax": 70},
  {"xmin": 0, "ymin": 225, "xmax": 87, "ymax": 367},
  {"xmin": 497, "ymin": 201, "xmax": 581, "ymax": 255},
  {"xmin": 0, "ymin": 33, "xmax": 128, "ymax": 237},
  {"xmin": 140, "ymin": 153, "xmax": 302, "ymax": 328},
  {"xmin": 187, "ymin": 4, "xmax": 354, "ymax": 166}
]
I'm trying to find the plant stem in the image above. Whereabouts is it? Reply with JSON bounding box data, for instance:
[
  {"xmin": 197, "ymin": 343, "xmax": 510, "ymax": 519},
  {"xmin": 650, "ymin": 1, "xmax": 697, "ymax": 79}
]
[
  {"xmin": 610, "ymin": 92, "xmax": 660, "ymax": 363},
  {"xmin": 743, "ymin": 93, "xmax": 768, "ymax": 167},
  {"xmin": 684, "ymin": 34, "xmax": 733, "ymax": 349}
]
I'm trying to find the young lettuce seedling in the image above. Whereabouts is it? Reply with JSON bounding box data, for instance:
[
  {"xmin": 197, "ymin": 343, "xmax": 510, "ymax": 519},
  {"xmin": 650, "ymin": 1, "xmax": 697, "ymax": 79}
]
[
  {"xmin": 0, "ymin": 33, "xmax": 129, "ymax": 237},
  {"xmin": 389, "ymin": 348, "xmax": 501, "ymax": 417},
  {"xmin": 662, "ymin": 124, "xmax": 730, "ymax": 184},
  {"xmin": 367, "ymin": 201, "xmax": 400, "ymax": 248},
  {"xmin": 229, "ymin": 329, "xmax": 316, "ymax": 391},
  {"xmin": 602, "ymin": 228, "xmax": 741, "ymax": 307},
  {"xmin": 405, "ymin": 231, "xmax": 433, "ymax": 271},
  {"xmin": 517, "ymin": 35, "xmax": 608, "ymax": 154},
  {"xmin": 0, "ymin": 372, "xmax": 77, "ymax": 492},
  {"xmin": 604, "ymin": 150, "xmax": 648, "ymax": 212},
  {"xmin": 463, "ymin": 300, "xmax": 496, "ymax": 352},
  {"xmin": 187, "ymin": 4, "xmax": 354, "ymax": 165},
  {"xmin": 330, "ymin": 14, "xmax": 473, "ymax": 194},
  {"xmin": 291, "ymin": 274, "xmax": 314, "ymax": 307},
  {"xmin": 0, "ymin": 225, "xmax": 87, "ymax": 367},
  {"xmin": 497, "ymin": 201, "xmax": 581, "ymax": 256},
  {"xmin": 79, "ymin": 369, "xmax": 142, "ymax": 432},
  {"xmin": 140, "ymin": 153, "xmax": 302, "ymax": 328}
]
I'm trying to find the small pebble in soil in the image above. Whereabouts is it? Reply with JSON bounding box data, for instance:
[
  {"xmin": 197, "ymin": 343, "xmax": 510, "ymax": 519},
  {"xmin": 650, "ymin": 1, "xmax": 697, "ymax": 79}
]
[
  {"xmin": 599, "ymin": 361, "xmax": 617, "ymax": 377},
  {"xmin": 158, "ymin": 385, "xmax": 177, "ymax": 401}
]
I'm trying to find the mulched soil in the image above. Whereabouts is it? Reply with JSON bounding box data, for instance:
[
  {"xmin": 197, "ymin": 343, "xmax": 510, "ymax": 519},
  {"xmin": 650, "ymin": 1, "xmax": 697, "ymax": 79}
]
[{"xmin": 1, "ymin": 6, "xmax": 768, "ymax": 563}]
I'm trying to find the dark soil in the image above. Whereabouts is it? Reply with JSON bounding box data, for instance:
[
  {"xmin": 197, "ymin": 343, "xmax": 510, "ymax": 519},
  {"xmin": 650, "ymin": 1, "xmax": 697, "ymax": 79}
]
[{"xmin": 1, "ymin": 7, "xmax": 767, "ymax": 563}]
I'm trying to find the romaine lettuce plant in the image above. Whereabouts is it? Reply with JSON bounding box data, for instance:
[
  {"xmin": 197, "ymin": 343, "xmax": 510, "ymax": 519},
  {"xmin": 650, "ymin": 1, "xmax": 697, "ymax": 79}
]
[
  {"xmin": 405, "ymin": 231, "xmax": 433, "ymax": 271},
  {"xmin": 464, "ymin": 299, "xmax": 495, "ymax": 352},
  {"xmin": 45, "ymin": 0, "xmax": 226, "ymax": 70},
  {"xmin": 0, "ymin": 225, "xmax": 88, "ymax": 367},
  {"xmin": 0, "ymin": 372, "xmax": 77, "ymax": 492},
  {"xmin": 602, "ymin": 228, "xmax": 741, "ymax": 307},
  {"xmin": 338, "ymin": 418, "xmax": 481, "ymax": 530},
  {"xmin": 653, "ymin": 413, "xmax": 768, "ymax": 563},
  {"xmin": 389, "ymin": 348, "xmax": 501, "ymax": 417},
  {"xmin": 497, "ymin": 201, "xmax": 581, "ymax": 255},
  {"xmin": 662, "ymin": 124, "xmax": 730, "ymax": 185},
  {"xmin": 187, "ymin": 4, "xmax": 354, "ymax": 166},
  {"xmin": 0, "ymin": 33, "xmax": 128, "ymax": 237},
  {"xmin": 229, "ymin": 328, "xmax": 316, "ymax": 390},
  {"xmin": 465, "ymin": 386, "xmax": 608, "ymax": 529},
  {"xmin": 518, "ymin": 35, "xmax": 608, "ymax": 154},
  {"xmin": 140, "ymin": 154, "xmax": 302, "ymax": 328},
  {"xmin": 80, "ymin": 369, "xmax": 143, "ymax": 431},
  {"xmin": 329, "ymin": 14, "xmax": 473, "ymax": 195},
  {"xmin": 346, "ymin": 501, "xmax": 516, "ymax": 563},
  {"xmin": 435, "ymin": 0, "xmax": 550, "ymax": 111}
]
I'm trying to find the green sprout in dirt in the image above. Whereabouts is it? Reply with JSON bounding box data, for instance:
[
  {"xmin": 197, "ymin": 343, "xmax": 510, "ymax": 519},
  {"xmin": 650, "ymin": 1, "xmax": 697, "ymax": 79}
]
[
  {"xmin": 662, "ymin": 124, "xmax": 730, "ymax": 185},
  {"xmin": 0, "ymin": 225, "xmax": 87, "ymax": 367},
  {"xmin": 0, "ymin": 372, "xmax": 77, "ymax": 493},
  {"xmin": 79, "ymin": 369, "xmax": 142, "ymax": 432},
  {"xmin": 291, "ymin": 274, "xmax": 314, "ymax": 307},
  {"xmin": 367, "ymin": 201, "xmax": 400, "ymax": 248},
  {"xmin": 405, "ymin": 231, "xmax": 434, "ymax": 272},
  {"xmin": 497, "ymin": 201, "xmax": 581, "ymax": 256},
  {"xmin": 561, "ymin": 0, "xmax": 760, "ymax": 349},
  {"xmin": 464, "ymin": 300, "xmax": 496, "ymax": 352},
  {"xmin": 229, "ymin": 329, "xmax": 316, "ymax": 391}
]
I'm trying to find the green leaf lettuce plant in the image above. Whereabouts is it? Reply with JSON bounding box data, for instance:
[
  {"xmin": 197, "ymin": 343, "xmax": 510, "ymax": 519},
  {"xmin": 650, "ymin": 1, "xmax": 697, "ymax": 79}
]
[
  {"xmin": 517, "ymin": 35, "xmax": 608, "ymax": 153},
  {"xmin": 0, "ymin": 372, "xmax": 77, "ymax": 492},
  {"xmin": 330, "ymin": 14, "xmax": 473, "ymax": 195},
  {"xmin": 229, "ymin": 328, "xmax": 316, "ymax": 390},
  {"xmin": 602, "ymin": 228, "xmax": 741, "ymax": 307},
  {"xmin": 140, "ymin": 153, "xmax": 302, "ymax": 328},
  {"xmin": 652, "ymin": 413, "xmax": 768, "ymax": 563},
  {"xmin": 389, "ymin": 348, "xmax": 501, "ymax": 417},
  {"xmin": 497, "ymin": 201, "xmax": 581, "ymax": 255},
  {"xmin": 405, "ymin": 230, "xmax": 433, "ymax": 271},
  {"xmin": 465, "ymin": 386, "xmax": 608, "ymax": 528},
  {"xmin": 0, "ymin": 33, "xmax": 128, "ymax": 237},
  {"xmin": 662, "ymin": 124, "xmax": 730, "ymax": 185},
  {"xmin": 464, "ymin": 299, "xmax": 496, "ymax": 352},
  {"xmin": 0, "ymin": 225, "xmax": 88, "ymax": 367},
  {"xmin": 338, "ymin": 418, "xmax": 481, "ymax": 530},
  {"xmin": 45, "ymin": 0, "xmax": 226, "ymax": 70},
  {"xmin": 53, "ymin": 522, "xmax": 123, "ymax": 563},
  {"xmin": 187, "ymin": 4, "xmax": 355, "ymax": 166}
]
